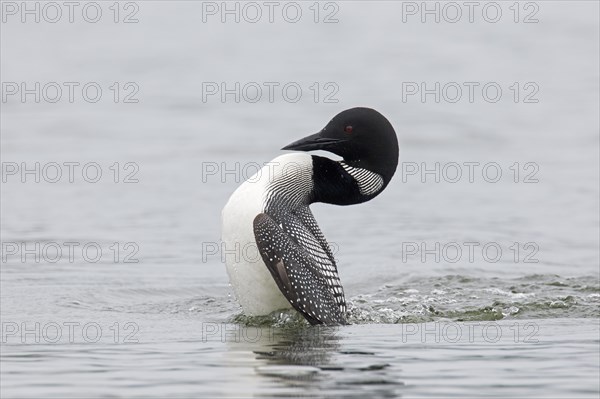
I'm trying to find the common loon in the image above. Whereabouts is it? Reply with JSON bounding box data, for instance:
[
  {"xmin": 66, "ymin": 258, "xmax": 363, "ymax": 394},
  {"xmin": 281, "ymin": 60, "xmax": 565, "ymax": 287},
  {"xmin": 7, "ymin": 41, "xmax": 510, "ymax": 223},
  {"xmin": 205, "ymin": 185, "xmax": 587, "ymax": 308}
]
[{"xmin": 222, "ymin": 107, "xmax": 399, "ymax": 325}]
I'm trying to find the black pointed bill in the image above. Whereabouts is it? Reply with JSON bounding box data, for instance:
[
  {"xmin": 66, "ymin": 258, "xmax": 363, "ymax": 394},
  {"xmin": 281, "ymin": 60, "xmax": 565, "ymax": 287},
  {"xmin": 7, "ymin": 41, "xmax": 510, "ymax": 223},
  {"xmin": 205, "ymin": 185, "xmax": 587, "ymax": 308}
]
[{"xmin": 282, "ymin": 132, "xmax": 346, "ymax": 151}]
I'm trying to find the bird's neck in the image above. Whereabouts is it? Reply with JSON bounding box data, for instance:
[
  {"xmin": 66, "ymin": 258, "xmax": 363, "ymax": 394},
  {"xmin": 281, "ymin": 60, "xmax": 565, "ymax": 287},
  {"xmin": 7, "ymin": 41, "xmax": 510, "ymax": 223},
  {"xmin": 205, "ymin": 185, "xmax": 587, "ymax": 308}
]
[
  {"xmin": 263, "ymin": 154, "xmax": 388, "ymax": 211},
  {"xmin": 310, "ymin": 156, "xmax": 383, "ymax": 206},
  {"xmin": 263, "ymin": 153, "xmax": 315, "ymax": 213}
]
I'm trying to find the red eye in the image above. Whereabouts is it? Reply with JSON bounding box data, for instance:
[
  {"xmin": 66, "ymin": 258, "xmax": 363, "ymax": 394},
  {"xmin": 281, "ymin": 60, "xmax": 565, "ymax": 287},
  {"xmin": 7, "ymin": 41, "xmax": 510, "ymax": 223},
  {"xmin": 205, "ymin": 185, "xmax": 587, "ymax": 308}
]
[{"xmin": 344, "ymin": 125, "xmax": 353, "ymax": 134}]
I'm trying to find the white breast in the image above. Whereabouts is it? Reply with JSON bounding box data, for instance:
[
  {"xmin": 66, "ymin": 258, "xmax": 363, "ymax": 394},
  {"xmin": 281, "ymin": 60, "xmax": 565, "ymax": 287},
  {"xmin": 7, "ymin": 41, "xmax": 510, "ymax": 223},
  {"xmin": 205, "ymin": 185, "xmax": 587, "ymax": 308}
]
[{"xmin": 221, "ymin": 153, "xmax": 313, "ymax": 316}]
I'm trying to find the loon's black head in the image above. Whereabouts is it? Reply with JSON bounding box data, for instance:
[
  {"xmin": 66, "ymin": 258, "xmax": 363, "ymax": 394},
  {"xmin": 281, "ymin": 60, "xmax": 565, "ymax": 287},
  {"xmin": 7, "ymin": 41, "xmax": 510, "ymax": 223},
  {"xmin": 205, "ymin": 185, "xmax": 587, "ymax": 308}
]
[{"xmin": 282, "ymin": 107, "xmax": 399, "ymax": 185}]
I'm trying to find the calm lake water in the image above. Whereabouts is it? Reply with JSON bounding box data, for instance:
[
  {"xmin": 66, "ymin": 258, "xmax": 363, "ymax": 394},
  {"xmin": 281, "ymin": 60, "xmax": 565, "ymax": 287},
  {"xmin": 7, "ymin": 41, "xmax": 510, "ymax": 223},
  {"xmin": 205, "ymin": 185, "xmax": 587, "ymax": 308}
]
[{"xmin": 1, "ymin": 1, "xmax": 599, "ymax": 398}]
